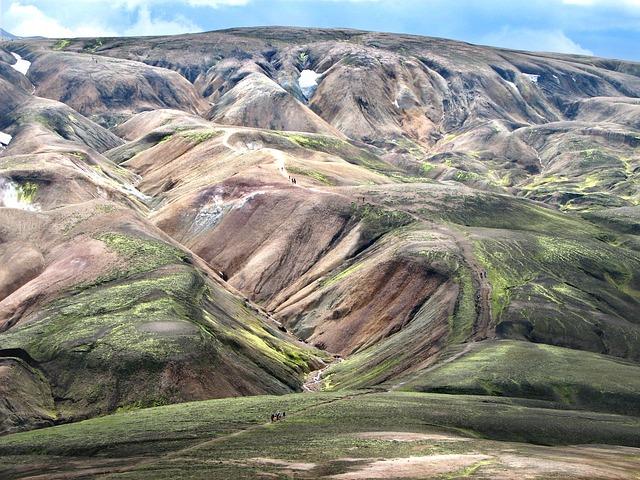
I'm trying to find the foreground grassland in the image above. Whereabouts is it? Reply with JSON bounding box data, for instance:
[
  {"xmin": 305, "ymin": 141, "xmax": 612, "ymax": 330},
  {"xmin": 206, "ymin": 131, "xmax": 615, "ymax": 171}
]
[{"xmin": 1, "ymin": 391, "xmax": 639, "ymax": 479}]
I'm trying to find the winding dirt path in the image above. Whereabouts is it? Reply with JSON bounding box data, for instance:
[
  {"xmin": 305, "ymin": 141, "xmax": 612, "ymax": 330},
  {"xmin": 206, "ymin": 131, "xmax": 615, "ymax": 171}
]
[
  {"xmin": 263, "ymin": 147, "xmax": 294, "ymax": 182},
  {"xmin": 221, "ymin": 130, "xmax": 301, "ymax": 186}
]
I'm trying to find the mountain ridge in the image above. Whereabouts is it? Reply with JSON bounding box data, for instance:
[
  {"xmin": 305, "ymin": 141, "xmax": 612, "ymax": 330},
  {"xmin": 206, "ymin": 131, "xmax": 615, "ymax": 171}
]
[{"xmin": 0, "ymin": 26, "xmax": 638, "ymax": 440}]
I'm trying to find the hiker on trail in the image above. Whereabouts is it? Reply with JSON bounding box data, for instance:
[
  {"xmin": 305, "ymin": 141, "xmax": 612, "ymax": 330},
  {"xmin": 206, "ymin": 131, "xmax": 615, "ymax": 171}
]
[{"xmin": 282, "ymin": 411, "xmax": 286, "ymax": 419}]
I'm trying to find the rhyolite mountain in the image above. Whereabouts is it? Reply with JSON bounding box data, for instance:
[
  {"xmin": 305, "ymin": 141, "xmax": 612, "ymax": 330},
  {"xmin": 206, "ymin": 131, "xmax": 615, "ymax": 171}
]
[
  {"xmin": 0, "ymin": 30, "xmax": 18, "ymax": 41},
  {"xmin": 0, "ymin": 26, "xmax": 639, "ymax": 441}
]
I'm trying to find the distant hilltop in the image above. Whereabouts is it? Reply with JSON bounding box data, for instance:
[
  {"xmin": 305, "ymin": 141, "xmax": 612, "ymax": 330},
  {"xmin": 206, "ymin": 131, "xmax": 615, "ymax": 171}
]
[{"xmin": 0, "ymin": 29, "xmax": 19, "ymax": 40}]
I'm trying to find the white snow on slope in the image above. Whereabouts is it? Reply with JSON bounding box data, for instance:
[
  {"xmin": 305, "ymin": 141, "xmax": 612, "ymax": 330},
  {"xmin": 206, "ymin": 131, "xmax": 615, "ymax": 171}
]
[
  {"xmin": 0, "ymin": 132, "xmax": 11, "ymax": 147},
  {"xmin": 298, "ymin": 70, "xmax": 321, "ymax": 99},
  {"xmin": 523, "ymin": 73, "xmax": 540, "ymax": 83},
  {"xmin": 10, "ymin": 52, "xmax": 31, "ymax": 76}
]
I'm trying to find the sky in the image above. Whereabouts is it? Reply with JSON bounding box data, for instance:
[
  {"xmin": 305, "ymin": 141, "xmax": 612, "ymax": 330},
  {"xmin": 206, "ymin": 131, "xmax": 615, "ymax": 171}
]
[{"xmin": 1, "ymin": 0, "xmax": 639, "ymax": 61}]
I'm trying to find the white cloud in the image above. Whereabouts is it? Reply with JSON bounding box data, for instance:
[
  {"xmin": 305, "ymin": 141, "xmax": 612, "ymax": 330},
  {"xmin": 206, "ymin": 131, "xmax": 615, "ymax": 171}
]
[
  {"xmin": 480, "ymin": 27, "xmax": 594, "ymax": 56},
  {"xmin": 184, "ymin": 0, "xmax": 250, "ymax": 5},
  {"xmin": 6, "ymin": 2, "xmax": 74, "ymax": 37},
  {"xmin": 78, "ymin": 0, "xmax": 251, "ymax": 8},
  {"xmin": 4, "ymin": 1, "xmax": 200, "ymax": 37},
  {"xmin": 123, "ymin": 6, "xmax": 200, "ymax": 35},
  {"xmin": 563, "ymin": 0, "xmax": 640, "ymax": 7}
]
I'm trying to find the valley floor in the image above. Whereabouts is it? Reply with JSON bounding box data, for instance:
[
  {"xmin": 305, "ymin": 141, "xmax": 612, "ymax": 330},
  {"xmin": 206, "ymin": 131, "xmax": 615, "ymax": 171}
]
[{"xmin": 1, "ymin": 391, "xmax": 639, "ymax": 479}]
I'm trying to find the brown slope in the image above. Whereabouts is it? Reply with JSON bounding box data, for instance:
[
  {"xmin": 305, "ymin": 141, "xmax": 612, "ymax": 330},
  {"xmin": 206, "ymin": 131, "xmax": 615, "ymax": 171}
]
[
  {"xmin": 206, "ymin": 72, "xmax": 340, "ymax": 135},
  {"xmin": 0, "ymin": 76, "xmax": 323, "ymax": 435},
  {"xmin": 15, "ymin": 48, "xmax": 208, "ymax": 126}
]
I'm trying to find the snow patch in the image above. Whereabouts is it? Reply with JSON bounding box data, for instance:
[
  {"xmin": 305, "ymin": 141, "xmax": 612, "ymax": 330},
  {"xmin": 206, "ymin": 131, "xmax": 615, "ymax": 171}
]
[
  {"xmin": 0, "ymin": 131, "xmax": 11, "ymax": 147},
  {"xmin": 298, "ymin": 70, "xmax": 321, "ymax": 99},
  {"xmin": 10, "ymin": 52, "xmax": 31, "ymax": 76},
  {"xmin": 522, "ymin": 73, "xmax": 540, "ymax": 83},
  {"xmin": 0, "ymin": 178, "xmax": 40, "ymax": 211}
]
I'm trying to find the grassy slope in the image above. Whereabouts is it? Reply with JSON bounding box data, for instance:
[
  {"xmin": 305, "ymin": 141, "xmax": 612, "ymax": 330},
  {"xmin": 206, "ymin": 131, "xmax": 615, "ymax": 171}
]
[
  {"xmin": 1, "ymin": 392, "xmax": 639, "ymax": 479},
  {"xmin": 121, "ymin": 126, "xmax": 640, "ymax": 426},
  {"xmin": 0, "ymin": 231, "xmax": 322, "ymax": 423},
  {"xmin": 472, "ymin": 228, "xmax": 640, "ymax": 357},
  {"xmin": 311, "ymin": 185, "xmax": 640, "ymax": 398},
  {"xmin": 402, "ymin": 340, "xmax": 640, "ymax": 416}
]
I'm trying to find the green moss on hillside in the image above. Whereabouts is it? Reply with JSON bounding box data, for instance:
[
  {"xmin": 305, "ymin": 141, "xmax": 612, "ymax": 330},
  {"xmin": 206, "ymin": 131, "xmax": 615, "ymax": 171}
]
[
  {"xmin": 287, "ymin": 166, "xmax": 333, "ymax": 185},
  {"xmin": 320, "ymin": 262, "xmax": 365, "ymax": 288},
  {"xmin": 16, "ymin": 182, "xmax": 38, "ymax": 204},
  {"xmin": 403, "ymin": 340, "xmax": 640, "ymax": 416},
  {"xmin": 275, "ymin": 132, "xmax": 394, "ymax": 173},
  {"xmin": 82, "ymin": 38, "xmax": 104, "ymax": 53},
  {"xmin": 52, "ymin": 39, "xmax": 71, "ymax": 50},
  {"xmin": 351, "ymin": 203, "xmax": 413, "ymax": 241},
  {"xmin": 92, "ymin": 232, "xmax": 190, "ymax": 285},
  {"xmin": 179, "ymin": 130, "xmax": 221, "ymax": 144},
  {"xmin": 472, "ymin": 229, "xmax": 640, "ymax": 359},
  {"xmin": 2, "ymin": 391, "xmax": 640, "ymax": 480}
]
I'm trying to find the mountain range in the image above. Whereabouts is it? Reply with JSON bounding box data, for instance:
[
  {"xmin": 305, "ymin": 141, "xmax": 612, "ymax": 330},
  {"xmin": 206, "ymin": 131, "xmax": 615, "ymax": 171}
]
[{"xmin": 0, "ymin": 26, "xmax": 639, "ymax": 479}]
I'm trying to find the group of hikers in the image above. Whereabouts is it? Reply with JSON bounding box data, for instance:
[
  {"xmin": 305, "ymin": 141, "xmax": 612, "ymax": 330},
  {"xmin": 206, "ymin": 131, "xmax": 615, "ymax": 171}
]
[
  {"xmin": 276, "ymin": 165, "xmax": 297, "ymax": 184},
  {"xmin": 270, "ymin": 411, "xmax": 286, "ymax": 422}
]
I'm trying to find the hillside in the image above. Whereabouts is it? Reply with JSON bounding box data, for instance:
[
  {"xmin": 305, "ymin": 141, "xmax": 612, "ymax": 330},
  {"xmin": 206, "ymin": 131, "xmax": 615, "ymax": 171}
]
[{"xmin": 0, "ymin": 26, "xmax": 639, "ymax": 478}]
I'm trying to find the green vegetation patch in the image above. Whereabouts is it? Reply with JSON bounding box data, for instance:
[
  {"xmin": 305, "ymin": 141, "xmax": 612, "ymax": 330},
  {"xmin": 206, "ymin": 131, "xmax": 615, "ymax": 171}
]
[
  {"xmin": 275, "ymin": 132, "xmax": 394, "ymax": 174},
  {"xmin": 93, "ymin": 232, "xmax": 190, "ymax": 284},
  {"xmin": 82, "ymin": 38, "xmax": 104, "ymax": 53},
  {"xmin": 0, "ymin": 393, "xmax": 349, "ymax": 458},
  {"xmin": 473, "ymin": 230, "xmax": 639, "ymax": 341},
  {"xmin": 453, "ymin": 170, "xmax": 481, "ymax": 183},
  {"xmin": 179, "ymin": 130, "xmax": 221, "ymax": 144},
  {"xmin": 403, "ymin": 340, "xmax": 640, "ymax": 416},
  {"xmin": 52, "ymin": 39, "xmax": 71, "ymax": 50},
  {"xmin": 287, "ymin": 166, "xmax": 334, "ymax": 185},
  {"xmin": 351, "ymin": 203, "xmax": 413, "ymax": 241},
  {"xmin": 16, "ymin": 181, "xmax": 38, "ymax": 204},
  {"xmin": 0, "ymin": 268, "xmax": 205, "ymax": 364},
  {"xmin": 421, "ymin": 162, "xmax": 437, "ymax": 175},
  {"xmin": 2, "ymin": 391, "xmax": 640, "ymax": 479},
  {"xmin": 320, "ymin": 262, "xmax": 365, "ymax": 288}
]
